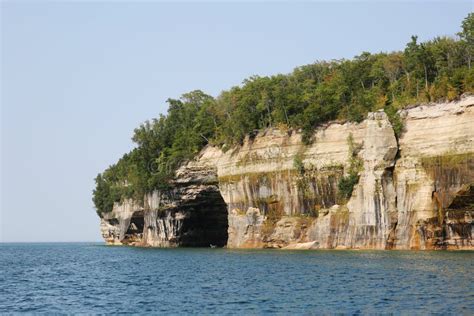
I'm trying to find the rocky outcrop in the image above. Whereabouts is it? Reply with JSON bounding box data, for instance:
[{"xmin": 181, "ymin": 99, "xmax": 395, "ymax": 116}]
[
  {"xmin": 219, "ymin": 109, "xmax": 399, "ymax": 249},
  {"xmin": 100, "ymin": 199, "xmax": 142, "ymax": 245},
  {"xmin": 99, "ymin": 96, "xmax": 474, "ymax": 249},
  {"xmin": 100, "ymin": 147, "xmax": 229, "ymax": 247},
  {"xmin": 393, "ymin": 97, "xmax": 474, "ymax": 249}
]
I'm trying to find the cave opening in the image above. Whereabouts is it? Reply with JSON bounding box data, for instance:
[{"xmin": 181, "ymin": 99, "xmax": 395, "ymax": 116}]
[
  {"xmin": 446, "ymin": 184, "xmax": 474, "ymax": 212},
  {"xmin": 445, "ymin": 184, "xmax": 474, "ymax": 239},
  {"xmin": 124, "ymin": 211, "xmax": 144, "ymax": 243},
  {"xmin": 180, "ymin": 188, "xmax": 229, "ymax": 247}
]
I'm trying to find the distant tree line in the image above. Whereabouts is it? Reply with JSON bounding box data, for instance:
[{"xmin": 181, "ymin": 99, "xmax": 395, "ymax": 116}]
[{"xmin": 94, "ymin": 14, "xmax": 474, "ymax": 216}]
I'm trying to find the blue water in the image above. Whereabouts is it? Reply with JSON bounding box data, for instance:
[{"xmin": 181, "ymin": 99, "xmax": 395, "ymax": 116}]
[{"xmin": 0, "ymin": 243, "xmax": 472, "ymax": 314}]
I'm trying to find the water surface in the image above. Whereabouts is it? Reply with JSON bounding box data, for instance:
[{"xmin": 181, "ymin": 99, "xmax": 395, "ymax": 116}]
[{"xmin": 0, "ymin": 243, "xmax": 472, "ymax": 314}]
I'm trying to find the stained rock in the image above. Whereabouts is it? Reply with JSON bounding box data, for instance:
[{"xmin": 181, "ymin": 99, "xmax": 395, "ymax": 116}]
[{"xmin": 99, "ymin": 96, "xmax": 474, "ymax": 250}]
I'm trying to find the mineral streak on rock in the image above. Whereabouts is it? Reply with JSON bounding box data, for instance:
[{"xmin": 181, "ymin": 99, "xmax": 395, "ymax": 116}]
[{"xmin": 99, "ymin": 96, "xmax": 474, "ymax": 250}]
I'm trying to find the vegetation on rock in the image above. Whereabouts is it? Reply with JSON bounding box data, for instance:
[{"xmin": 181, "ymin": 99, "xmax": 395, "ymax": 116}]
[
  {"xmin": 337, "ymin": 134, "xmax": 364, "ymax": 201},
  {"xmin": 94, "ymin": 14, "xmax": 474, "ymax": 216}
]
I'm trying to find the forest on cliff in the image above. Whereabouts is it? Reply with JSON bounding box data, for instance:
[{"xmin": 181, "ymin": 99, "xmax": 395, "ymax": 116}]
[{"xmin": 93, "ymin": 14, "xmax": 474, "ymax": 216}]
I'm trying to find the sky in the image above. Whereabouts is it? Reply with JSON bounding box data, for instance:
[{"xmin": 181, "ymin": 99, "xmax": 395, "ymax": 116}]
[{"xmin": 1, "ymin": 1, "xmax": 472, "ymax": 242}]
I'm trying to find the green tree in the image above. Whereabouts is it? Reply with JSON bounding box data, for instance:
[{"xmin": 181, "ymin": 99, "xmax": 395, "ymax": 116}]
[{"xmin": 458, "ymin": 12, "xmax": 474, "ymax": 69}]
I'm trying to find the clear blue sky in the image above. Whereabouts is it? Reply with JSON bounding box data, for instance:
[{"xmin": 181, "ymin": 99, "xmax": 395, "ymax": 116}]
[{"xmin": 1, "ymin": 1, "xmax": 472, "ymax": 242}]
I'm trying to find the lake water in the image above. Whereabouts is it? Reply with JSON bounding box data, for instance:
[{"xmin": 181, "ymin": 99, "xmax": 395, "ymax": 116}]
[{"xmin": 0, "ymin": 243, "xmax": 472, "ymax": 314}]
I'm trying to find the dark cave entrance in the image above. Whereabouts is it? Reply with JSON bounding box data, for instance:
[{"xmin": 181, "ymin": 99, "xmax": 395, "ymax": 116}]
[
  {"xmin": 444, "ymin": 184, "xmax": 474, "ymax": 239},
  {"xmin": 180, "ymin": 188, "xmax": 229, "ymax": 247},
  {"xmin": 124, "ymin": 211, "xmax": 144, "ymax": 243},
  {"xmin": 447, "ymin": 185, "xmax": 474, "ymax": 212}
]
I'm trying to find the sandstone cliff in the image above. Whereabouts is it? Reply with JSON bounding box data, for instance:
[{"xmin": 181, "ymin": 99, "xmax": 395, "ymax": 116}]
[{"xmin": 99, "ymin": 96, "xmax": 474, "ymax": 250}]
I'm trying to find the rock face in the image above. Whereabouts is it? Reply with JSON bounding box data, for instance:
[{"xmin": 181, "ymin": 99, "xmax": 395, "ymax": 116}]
[
  {"xmin": 393, "ymin": 97, "xmax": 474, "ymax": 249},
  {"xmin": 100, "ymin": 147, "xmax": 228, "ymax": 247},
  {"xmin": 99, "ymin": 96, "xmax": 474, "ymax": 249}
]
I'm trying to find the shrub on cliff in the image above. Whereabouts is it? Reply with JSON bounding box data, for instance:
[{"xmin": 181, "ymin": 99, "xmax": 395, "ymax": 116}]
[
  {"xmin": 337, "ymin": 133, "xmax": 363, "ymax": 202},
  {"xmin": 337, "ymin": 174, "xmax": 360, "ymax": 201}
]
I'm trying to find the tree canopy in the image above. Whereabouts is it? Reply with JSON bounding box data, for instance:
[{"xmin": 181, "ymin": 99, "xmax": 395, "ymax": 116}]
[{"xmin": 94, "ymin": 14, "xmax": 474, "ymax": 216}]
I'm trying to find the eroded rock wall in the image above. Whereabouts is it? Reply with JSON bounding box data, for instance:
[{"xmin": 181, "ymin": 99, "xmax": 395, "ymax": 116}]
[
  {"xmin": 100, "ymin": 199, "xmax": 142, "ymax": 245},
  {"xmin": 100, "ymin": 147, "xmax": 229, "ymax": 247},
  {"xmin": 219, "ymin": 110, "xmax": 399, "ymax": 249},
  {"xmin": 393, "ymin": 97, "xmax": 474, "ymax": 249},
  {"xmin": 99, "ymin": 96, "xmax": 474, "ymax": 249}
]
